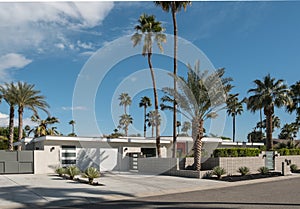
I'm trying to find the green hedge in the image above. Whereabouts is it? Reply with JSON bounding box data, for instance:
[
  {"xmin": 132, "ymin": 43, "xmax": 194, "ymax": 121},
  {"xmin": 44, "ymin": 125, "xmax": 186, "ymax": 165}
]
[
  {"xmin": 277, "ymin": 148, "xmax": 300, "ymax": 156},
  {"xmin": 213, "ymin": 148, "xmax": 260, "ymax": 157}
]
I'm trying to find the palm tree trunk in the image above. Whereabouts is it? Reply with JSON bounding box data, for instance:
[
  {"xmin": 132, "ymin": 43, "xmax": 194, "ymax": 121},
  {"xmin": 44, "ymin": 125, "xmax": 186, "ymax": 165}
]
[
  {"xmin": 151, "ymin": 126, "xmax": 154, "ymax": 138},
  {"xmin": 144, "ymin": 107, "xmax": 147, "ymax": 138},
  {"xmin": 194, "ymin": 119, "xmax": 203, "ymax": 171},
  {"xmin": 147, "ymin": 52, "xmax": 161, "ymax": 157},
  {"xmin": 171, "ymin": 8, "xmax": 178, "ymax": 159},
  {"xmin": 233, "ymin": 115, "xmax": 236, "ymax": 142},
  {"xmin": 265, "ymin": 108, "xmax": 273, "ymax": 150},
  {"xmin": 17, "ymin": 107, "xmax": 23, "ymax": 151},
  {"xmin": 8, "ymin": 105, "xmax": 15, "ymax": 151},
  {"xmin": 260, "ymin": 108, "xmax": 263, "ymax": 140},
  {"xmin": 72, "ymin": 124, "xmax": 74, "ymax": 134}
]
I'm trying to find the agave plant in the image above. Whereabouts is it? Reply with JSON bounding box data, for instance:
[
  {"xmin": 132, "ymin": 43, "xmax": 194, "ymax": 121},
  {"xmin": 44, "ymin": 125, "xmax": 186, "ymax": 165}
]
[
  {"xmin": 55, "ymin": 167, "xmax": 66, "ymax": 177},
  {"xmin": 82, "ymin": 167, "xmax": 100, "ymax": 184},
  {"xmin": 66, "ymin": 166, "xmax": 80, "ymax": 180},
  {"xmin": 290, "ymin": 164, "xmax": 298, "ymax": 173},
  {"xmin": 257, "ymin": 166, "xmax": 269, "ymax": 175},
  {"xmin": 212, "ymin": 166, "xmax": 226, "ymax": 179},
  {"xmin": 238, "ymin": 166, "xmax": 250, "ymax": 176}
]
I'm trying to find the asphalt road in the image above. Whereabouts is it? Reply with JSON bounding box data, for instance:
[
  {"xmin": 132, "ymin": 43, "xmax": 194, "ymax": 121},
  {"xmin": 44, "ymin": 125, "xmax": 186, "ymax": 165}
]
[{"xmin": 66, "ymin": 176, "xmax": 300, "ymax": 209}]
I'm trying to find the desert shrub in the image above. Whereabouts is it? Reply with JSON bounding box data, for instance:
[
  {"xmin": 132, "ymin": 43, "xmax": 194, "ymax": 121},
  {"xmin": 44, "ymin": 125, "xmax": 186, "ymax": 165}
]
[
  {"xmin": 55, "ymin": 167, "xmax": 66, "ymax": 177},
  {"xmin": 202, "ymin": 171, "xmax": 213, "ymax": 179},
  {"xmin": 257, "ymin": 166, "xmax": 269, "ymax": 175},
  {"xmin": 213, "ymin": 148, "xmax": 260, "ymax": 157},
  {"xmin": 66, "ymin": 166, "xmax": 81, "ymax": 180},
  {"xmin": 290, "ymin": 164, "xmax": 298, "ymax": 173},
  {"xmin": 82, "ymin": 167, "xmax": 100, "ymax": 184},
  {"xmin": 238, "ymin": 166, "xmax": 250, "ymax": 176},
  {"xmin": 212, "ymin": 166, "xmax": 226, "ymax": 179}
]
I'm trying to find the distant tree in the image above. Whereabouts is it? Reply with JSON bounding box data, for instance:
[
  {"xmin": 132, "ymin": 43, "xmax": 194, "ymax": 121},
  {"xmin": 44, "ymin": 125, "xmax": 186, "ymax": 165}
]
[
  {"xmin": 146, "ymin": 110, "xmax": 161, "ymax": 138},
  {"xmin": 278, "ymin": 123, "xmax": 299, "ymax": 140},
  {"xmin": 176, "ymin": 121, "xmax": 181, "ymax": 136},
  {"xmin": 256, "ymin": 115, "xmax": 281, "ymax": 132},
  {"xmin": 226, "ymin": 93, "xmax": 244, "ymax": 142},
  {"xmin": 139, "ymin": 96, "xmax": 152, "ymax": 137},
  {"xmin": 119, "ymin": 114, "xmax": 133, "ymax": 136},
  {"xmin": 29, "ymin": 115, "xmax": 59, "ymax": 137},
  {"xmin": 69, "ymin": 120, "xmax": 76, "ymax": 135},
  {"xmin": 247, "ymin": 74, "xmax": 292, "ymax": 150},
  {"xmin": 181, "ymin": 121, "xmax": 191, "ymax": 136},
  {"xmin": 247, "ymin": 129, "xmax": 265, "ymax": 143},
  {"xmin": 119, "ymin": 93, "xmax": 132, "ymax": 115},
  {"xmin": 287, "ymin": 81, "xmax": 300, "ymax": 124}
]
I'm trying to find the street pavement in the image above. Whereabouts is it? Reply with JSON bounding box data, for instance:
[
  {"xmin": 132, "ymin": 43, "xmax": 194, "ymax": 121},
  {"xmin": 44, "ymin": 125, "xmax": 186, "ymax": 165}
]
[{"xmin": 0, "ymin": 172, "xmax": 300, "ymax": 208}]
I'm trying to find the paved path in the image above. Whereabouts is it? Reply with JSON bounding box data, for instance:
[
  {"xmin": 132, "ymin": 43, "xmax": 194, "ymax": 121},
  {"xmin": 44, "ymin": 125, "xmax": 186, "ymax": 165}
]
[{"xmin": 0, "ymin": 172, "xmax": 300, "ymax": 208}]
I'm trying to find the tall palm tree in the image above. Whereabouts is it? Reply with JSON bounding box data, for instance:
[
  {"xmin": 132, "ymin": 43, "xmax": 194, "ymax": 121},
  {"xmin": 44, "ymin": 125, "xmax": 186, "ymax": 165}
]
[
  {"xmin": 0, "ymin": 83, "xmax": 17, "ymax": 151},
  {"xmin": 247, "ymin": 74, "xmax": 292, "ymax": 150},
  {"xmin": 69, "ymin": 120, "xmax": 76, "ymax": 135},
  {"xmin": 119, "ymin": 93, "xmax": 132, "ymax": 115},
  {"xmin": 139, "ymin": 96, "xmax": 152, "ymax": 137},
  {"xmin": 15, "ymin": 82, "xmax": 49, "ymax": 150},
  {"xmin": 132, "ymin": 13, "xmax": 166, "ymax": 157},
  {"xmin": 146, "ymin": 110, "xmax": 161, "ymax": 138},
  {"xmin": 29, "ymin": 115, "xmax": 59, "ymax": 137},
  {"xmin": 119, "ymin": 114, "xmax": 133, "ymax": 136},
  {"xmin": 226, "ymin": 93, "xmax": 244, "ymax": 142},
  {"xmin": 161, "ymin": 60, "xmax": 232, "ymax": 170},
  {"xmin": 155, "ymin": 0, "xmax": 191, "ymax": 159},
  {"xmin": 287, "ymin": 81, "xmax": 300, "ymax": 124}
]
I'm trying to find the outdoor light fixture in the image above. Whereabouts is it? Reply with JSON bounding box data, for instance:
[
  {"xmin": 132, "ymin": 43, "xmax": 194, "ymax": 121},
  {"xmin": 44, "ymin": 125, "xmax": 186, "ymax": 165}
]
[
  {"xmin": 124, "ymin": 148, "xmax": 128, "ymax": 152},
  {"xmin": 50, "ymin": 147, "xmax": 55, "ymax": 152}
]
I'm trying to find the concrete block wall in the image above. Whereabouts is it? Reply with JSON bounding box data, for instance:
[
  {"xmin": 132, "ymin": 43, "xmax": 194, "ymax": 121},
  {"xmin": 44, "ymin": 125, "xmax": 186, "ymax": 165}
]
[
  {"xmin": 275, "ymin": 156, "xmax": 300, "ymax": 171},
  {"xmin": 138, "ymin": 158, "xmax": 178, "ymax": 174},
  {"xmin": 218, "ymin": 157, "xmax": 265, "ymax": 175}
]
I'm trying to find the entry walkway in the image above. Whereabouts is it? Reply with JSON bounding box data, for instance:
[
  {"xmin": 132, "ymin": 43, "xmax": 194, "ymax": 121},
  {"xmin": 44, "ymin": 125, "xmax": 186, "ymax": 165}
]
[{"xmin": 0, "ymin": 172, "xmax": 299, "ymax": 208}]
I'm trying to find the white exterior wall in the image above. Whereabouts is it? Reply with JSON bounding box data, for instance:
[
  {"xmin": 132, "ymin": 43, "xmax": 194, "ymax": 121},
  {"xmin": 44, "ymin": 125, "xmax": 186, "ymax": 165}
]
[{"xmin": 34, "ymin": 145, "xmax": 60, "ymax": 174}]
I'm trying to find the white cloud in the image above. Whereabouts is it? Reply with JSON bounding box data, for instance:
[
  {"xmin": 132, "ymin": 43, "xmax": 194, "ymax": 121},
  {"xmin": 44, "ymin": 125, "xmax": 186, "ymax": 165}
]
[
  {"xmin": 77, "ymin": 40, "xmax": 94, "ymax": 50},
  {"xmin": 0, "ymin": 2, "xmax": 114, "ymax": 54},
  {"xmin": 79, "ymin": 51, "xmax": 95, "ymax": 57},
  {"xmin": 0, "ymin": 112, "xmax": 37, "ymax": 127},
  {"xmin": 55, "ymin": 43, "xmax": 65, "ymax": 50},
  {"xmin": 62, "ymin": 106, "xmax": 87, "ymax": 111},
  {"xmin": 0, "ymin": 53, "xmax": 32, "ymax": 81}
]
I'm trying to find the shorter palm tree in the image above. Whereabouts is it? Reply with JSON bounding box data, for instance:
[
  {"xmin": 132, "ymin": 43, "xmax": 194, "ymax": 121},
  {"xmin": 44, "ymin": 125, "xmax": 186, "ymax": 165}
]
[
  {"xmin": 139, "ymin": 96, "xmax": 152, "ymax": 137},
  {"xmin": 119, "ymin": 114, "xmax": 133, "ymax": 136},
  {"xmin": 226, "ymin": 93, "xmax": 244, "ymax": 142},
  {"xmin": 247, "ymin": 74, "xmax": 292, "ymax": 150}
]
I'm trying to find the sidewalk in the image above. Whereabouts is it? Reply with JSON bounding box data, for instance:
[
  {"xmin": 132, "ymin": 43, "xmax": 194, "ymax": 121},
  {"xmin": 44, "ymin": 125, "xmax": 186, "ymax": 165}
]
[{"xmin": 0, "ymin": 172, "xmax": 299, "ymax": 208}]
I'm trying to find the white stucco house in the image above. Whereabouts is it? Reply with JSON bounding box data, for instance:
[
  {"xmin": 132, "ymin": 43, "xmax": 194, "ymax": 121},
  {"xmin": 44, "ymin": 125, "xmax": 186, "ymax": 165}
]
[{"xmin": 15, "ymin": 135, "xmax": 264, "ymax": 174}]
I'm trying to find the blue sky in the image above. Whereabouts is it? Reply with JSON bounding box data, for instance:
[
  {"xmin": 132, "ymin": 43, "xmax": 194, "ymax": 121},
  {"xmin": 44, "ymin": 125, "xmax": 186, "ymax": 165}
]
[{"xmin": 0, "ymin": 1, "xmax": 299, "ymax": 141}]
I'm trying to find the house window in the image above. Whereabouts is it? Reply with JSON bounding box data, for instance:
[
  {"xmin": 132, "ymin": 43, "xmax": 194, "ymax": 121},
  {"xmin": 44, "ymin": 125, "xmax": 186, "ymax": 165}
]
[{"xmin": 61, "ymin": 145, "xmax": 76, "ymax": 167}]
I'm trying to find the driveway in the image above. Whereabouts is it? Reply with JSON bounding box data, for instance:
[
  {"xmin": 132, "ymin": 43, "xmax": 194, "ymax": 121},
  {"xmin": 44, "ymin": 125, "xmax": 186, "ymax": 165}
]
[{"xmin": 0, "ymin": 172, "xmax": 299, "ymax": 208}]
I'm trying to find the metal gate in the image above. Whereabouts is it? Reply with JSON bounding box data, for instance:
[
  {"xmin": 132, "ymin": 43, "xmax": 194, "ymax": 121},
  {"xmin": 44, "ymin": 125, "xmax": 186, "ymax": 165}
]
[{"xmin": 0, "ymin": 151, "xmax": 34, "ymax": 174}]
